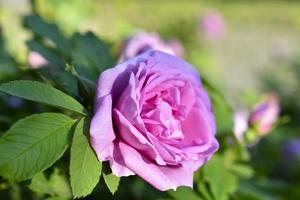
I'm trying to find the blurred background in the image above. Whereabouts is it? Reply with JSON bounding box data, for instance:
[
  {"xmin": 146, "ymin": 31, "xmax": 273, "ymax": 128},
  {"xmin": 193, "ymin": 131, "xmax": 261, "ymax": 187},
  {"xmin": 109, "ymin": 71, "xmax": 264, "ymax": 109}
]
[
  {"xmin": 1, "ymin": 0, "xmax": 300, "ymax": 199},
  {"xmin": 1, "ymin": 0, "xmax": 300, "ymax": 105}
]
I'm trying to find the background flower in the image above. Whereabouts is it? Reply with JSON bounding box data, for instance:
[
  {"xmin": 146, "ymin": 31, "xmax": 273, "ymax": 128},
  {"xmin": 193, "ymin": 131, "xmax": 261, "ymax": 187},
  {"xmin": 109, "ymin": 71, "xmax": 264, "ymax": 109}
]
[
  {"xmin": 28, "ymin": 51, "xmax": 48, "ymax": 69},
  {"xmin": 200, "ymin": 11, "xmax": 227, "ymax": 40},
  {"xmin": 233, "ymin": 110, "xmax": 249, "ymax": 142},
  {"xmin": 119, "ymin": 31, "xmax": 184, "ymax": 61}
]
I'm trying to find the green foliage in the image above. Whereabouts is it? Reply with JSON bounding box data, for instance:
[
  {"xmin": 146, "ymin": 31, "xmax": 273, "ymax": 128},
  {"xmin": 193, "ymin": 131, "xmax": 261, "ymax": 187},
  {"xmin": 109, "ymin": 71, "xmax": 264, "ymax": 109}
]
[
  {"xmin": 229, "ymin": 163, "xmax": 254, "ymax": 179},
  {"xmin": 103, "ymin": 172, "xmax": 120, "ymax": 195},
  {"xmin": 168, "ymin": 187, "xmax": 202, "ymax": 200},
  {"xmin": 23, "ymin": 14, "xmax": 116, "ymax": 106},
  {"xmin": 29, "ymin": 172, "xmax": 52, "ymax": 195},
  {"xmin": 24, "ymin": 15, "xmax": 69, "ymax": 52},
  {"xmin": 203, "ymin": 155, "xmax": 238, "ymax": 200},
  {"xmin": 0, "ymin": 113, "xmax": 76, "ymax": 181},
  {"xmin": 29, "ymin": 169, "xmax": 72, "ymax": 199},
  {"xmin": 0, "ymin": 80, "xmax": 87, "ymax": 115},
  {"xmin": 70, "ymin": 32, "xmax": 115, "ymax": 81},
  {"xmin": 0, "ymin": 34, "xmax": 18, "ymax": 81},
  {"xmin": 202, "ymin": 77, "xmax": 233, "ymax": 134},
  {"xmin": 26, "ymin": 40, "xmax": 65, "ymax": 68},
  {"xmin": 70, "ymin": 118, "xmax": 102, "ymax": 198},
  {"xmin": 198, "ymin": 183, "xmax": 214, "ymax": 200},
  {"xmin": 1, "ymin": 3, "xmax": 297, "ymax": 199},
  {"xmin": 233, "ymin": 179, "xmax": 280, "ymax": 200},
  {"xmin": 48, "ymin": 169, "xmax": 72, "ymax": 199}
]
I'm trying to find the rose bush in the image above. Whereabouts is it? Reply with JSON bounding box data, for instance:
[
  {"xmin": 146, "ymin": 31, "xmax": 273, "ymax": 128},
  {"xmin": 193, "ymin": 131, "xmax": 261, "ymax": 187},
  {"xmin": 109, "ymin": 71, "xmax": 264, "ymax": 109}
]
[{"xmin": 90, "ymin": 50, "xmax": 219, "ymax": 191}]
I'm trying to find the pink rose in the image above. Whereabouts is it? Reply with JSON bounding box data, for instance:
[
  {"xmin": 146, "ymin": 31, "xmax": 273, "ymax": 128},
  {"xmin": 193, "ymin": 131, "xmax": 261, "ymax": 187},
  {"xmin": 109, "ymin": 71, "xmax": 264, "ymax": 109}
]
[
  {"xmin": 28, "ymin": 51, "xmax": 48, "ymax": 69},
  {"xmin": 249, "ymin": 93, "xmax": 280, "ymax": 135},
  {"xmin": 120, "ymin": 31, "xmax": 184, "ymax": 61},
  {"xmin": 90, "ymin": 50, "xmax": 218, "ymax": 191}
]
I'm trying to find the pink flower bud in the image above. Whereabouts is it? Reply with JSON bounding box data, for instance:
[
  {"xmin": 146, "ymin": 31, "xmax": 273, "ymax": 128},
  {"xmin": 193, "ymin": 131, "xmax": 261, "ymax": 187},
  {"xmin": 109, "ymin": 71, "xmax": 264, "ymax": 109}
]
[{"xmin": 249, "ymin": 93, "xmax": 280, "ymax": 135}]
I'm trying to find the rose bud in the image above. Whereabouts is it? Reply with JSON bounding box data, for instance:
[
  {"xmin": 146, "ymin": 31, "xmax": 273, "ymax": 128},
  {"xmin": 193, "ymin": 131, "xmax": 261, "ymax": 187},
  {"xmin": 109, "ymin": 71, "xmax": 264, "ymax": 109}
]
[
  {"xmin": 90, "ymin": 50, "xmax": 218, "ymax": 191},
  {"xmin": 249, "ymin": 93, "xmax": 280, "ymax": 135},
  {"xmin": 119, "ymin": 31, "xmax": 184, "ymax": 61},
  {"xmin": 28, "ymin": 51, "xmax": 48, "ymax": 69}
]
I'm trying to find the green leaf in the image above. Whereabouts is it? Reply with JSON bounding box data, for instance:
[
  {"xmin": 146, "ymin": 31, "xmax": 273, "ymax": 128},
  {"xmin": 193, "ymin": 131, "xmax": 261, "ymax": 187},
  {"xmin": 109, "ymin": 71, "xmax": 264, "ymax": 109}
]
[
  {"xmin": 0, "ymin": 80, "xmax": 87, "ymax": 115},
  {"xmin": 70, "ymin": 118, "xmax": 102, "ymax": 198},
  {"xmin": 45, "ymin": 197, "xmax": 69, "ymax": 200},
  {"xmin": 29, "ymin": 169, "xmax": 71, "ymax": 199},
  {"xmin": 229, "ymin": 164, "xmax": 254, "ymax": 179},
  {"xmin": 37, "ymin": 66, "xmax": 79, "ymax": 98},
  {"xmin": 26, "ymin": 40, "xmax": 65, "ymax": 68},
  {"xmin": 48, "ymin": 168, "xmax": 72, "ymax": 199},
  {"xmin": 70, "ymin": 32, "xmax": 114, "ymax": 81},
  {"xmin": 235, "ymin": 180, "xmax": 279, "ymax": 200},
  {"xmin": 29, "ymin": 172, "xmax": 53, "ymax": 195},
  {"xmin": 202, "ymin": 77, "xmax": 233, "ymax": 134},
  {"xmin": 0, "ymin": 35, "xmax": 18, "ymax": 81},
  {"xmin": 0, "ymin": 113, "xmax": 76, "ymax": 181},
  {"xmin": 204, "ymin": 155, "xmax": 238, "ymax": 200},
  {"xmin": 24, "ymin": 15, "xmax": 68, "ymax": 51},
  {"xmin": 198, "ymin": 183, "xmax": 214, "ymax": 200},
  {"xmin": 103, "ymin": 173, "xmax": 120, "ymax": 195},
  {"xmin": 168, "ymin": 187, "xmax": 202, "ymax": 200}
]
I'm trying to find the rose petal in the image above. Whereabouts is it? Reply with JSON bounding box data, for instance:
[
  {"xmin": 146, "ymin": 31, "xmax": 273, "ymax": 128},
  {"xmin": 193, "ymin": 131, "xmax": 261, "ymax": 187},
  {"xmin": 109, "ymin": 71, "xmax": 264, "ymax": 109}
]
[
  {"xmin": 118, "ymin": 142, "xmax": 193, "ymax": 191},
  {"xmin": 150, "ymin": 51, "xmax": 200, "ymax": 86},
  {"xmin": 95, "ymin": 50, "xmax": 154, "ymax": 103},
  {"xmin": 110, "ymin": 142, "xmax": 135, "ymax": 176},
  {"xmin": 114, "ymin": 109, "xmax": 166, "ymax": 166},
  {"xmin": 90, "ymin": 95, "xmax": 115, "ymax": 158},
  {"xmin": 181, "ymin": 100, "xmax": 215, "ymax": 145}
]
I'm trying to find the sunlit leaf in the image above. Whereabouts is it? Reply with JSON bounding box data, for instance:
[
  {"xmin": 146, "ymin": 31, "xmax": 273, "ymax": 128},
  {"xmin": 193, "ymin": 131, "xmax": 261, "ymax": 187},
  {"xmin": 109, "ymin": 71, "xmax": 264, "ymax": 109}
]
[
  {"xmin": 204, "ymin": 155, "xmax": 238, "ymax": 200},
  {"xmin": 0, "ymin": 80, "xmax": 87, "ymax": 115},
  {"xmin": 70, "ymin": 118, "xmax": 102, "ymax": 198},
  {"xmin": 0, "ymin": 113, "xmax": 76, "ymax": 180},
  {"xmin": 103, "ymin": 173, "xmax": 120, "ymax": 195}
]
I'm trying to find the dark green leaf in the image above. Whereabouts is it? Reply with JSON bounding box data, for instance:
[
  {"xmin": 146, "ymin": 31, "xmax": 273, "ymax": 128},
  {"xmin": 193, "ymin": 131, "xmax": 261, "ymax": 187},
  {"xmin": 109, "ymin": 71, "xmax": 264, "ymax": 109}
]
[
  {"xmin": 24, "ymin": 15, "xmax": 68, "ymax": 51},
  {"xmin": 0, "ymin": 80, "xmax": 87, "ymax": 115},
  {"xmin": 0, "ymin": 34, "xmax": 18, "ymax": 80},
  {"xmin": 70, "ymin": 32, "xmax": 114, "ymax": 81},
  {"xmin": 26, "ymin": 40, "xmax": 65, "ymax": 68},
  {"xmin": 0, "ymin": 113, "xmax": 76, "ymax": 180},
  {"xmin": 70, "ymin": 118, "xmax": 102, "ymax": 198},
  {"xmin": 37, "ymin": 66, "xmax": 79, "ymax": 98}
]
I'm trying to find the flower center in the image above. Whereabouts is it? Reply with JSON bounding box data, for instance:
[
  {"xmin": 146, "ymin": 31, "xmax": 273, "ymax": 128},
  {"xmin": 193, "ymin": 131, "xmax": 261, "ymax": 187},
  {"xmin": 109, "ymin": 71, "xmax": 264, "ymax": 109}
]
[{"xmin": 141, "ymin": 86, "xmax": 186, "ymax": 141}]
